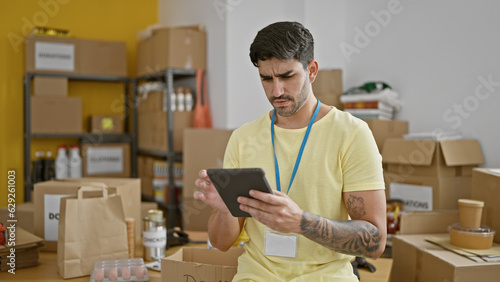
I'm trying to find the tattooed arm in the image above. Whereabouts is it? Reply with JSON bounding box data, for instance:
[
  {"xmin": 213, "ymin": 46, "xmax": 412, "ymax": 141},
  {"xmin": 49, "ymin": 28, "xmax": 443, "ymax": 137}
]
[{"xmin": 300, "ymin": 190, "xmax": 387, "ymax": 259}]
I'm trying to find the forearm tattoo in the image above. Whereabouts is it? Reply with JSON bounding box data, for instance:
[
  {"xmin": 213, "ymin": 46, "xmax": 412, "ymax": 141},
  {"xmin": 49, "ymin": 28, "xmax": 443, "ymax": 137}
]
[{"xmin": 300, "ymin": 196, "xmax": 381, "ymax": 257}]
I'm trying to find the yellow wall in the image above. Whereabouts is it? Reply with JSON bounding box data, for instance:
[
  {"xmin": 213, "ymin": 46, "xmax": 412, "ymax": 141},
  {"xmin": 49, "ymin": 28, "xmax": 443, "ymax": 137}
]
[{"xmin": 0, "ymin": 0, "xmax": 158, "ymax": 207}]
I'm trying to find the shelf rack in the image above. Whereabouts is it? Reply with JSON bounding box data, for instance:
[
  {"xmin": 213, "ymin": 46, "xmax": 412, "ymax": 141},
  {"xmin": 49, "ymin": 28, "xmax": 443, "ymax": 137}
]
[
  {"xmin": 133, "ymin": 68, "xmax": 197, "ymax": 229},
  {"xmin": 23, "ymin": 72, "xmax": 137, "ymax": 202}
]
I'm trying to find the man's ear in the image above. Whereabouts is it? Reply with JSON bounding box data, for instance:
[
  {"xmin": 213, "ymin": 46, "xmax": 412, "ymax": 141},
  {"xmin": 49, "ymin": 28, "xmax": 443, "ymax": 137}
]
[{"xmin": 308, "ymin": 60, "xmax": 319, "ymax": 84}]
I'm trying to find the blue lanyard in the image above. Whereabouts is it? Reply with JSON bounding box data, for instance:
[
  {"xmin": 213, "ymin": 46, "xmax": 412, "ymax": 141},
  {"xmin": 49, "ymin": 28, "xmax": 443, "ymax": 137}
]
[{"xmin": 271, "ymin": 99, "xmax": 321, "ymax": 194}]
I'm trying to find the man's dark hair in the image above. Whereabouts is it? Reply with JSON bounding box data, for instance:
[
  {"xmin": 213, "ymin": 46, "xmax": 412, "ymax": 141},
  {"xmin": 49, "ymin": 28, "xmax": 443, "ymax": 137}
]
[{"xmin": 249, "ymin": 21, "xmax": 314, "ymax": 69}]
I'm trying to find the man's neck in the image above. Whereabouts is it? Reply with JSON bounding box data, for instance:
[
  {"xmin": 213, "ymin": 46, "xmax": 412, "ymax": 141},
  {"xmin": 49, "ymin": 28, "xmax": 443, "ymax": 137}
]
[{"xmin": 273, "ymin": 96, "xmax": 319, "ymax": 129}]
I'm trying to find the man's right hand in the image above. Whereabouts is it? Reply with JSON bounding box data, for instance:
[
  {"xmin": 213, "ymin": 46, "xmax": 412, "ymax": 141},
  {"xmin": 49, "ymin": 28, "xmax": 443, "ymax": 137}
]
[{"xmin": 193, "ymin": 169, "xmax": 231, "ymax": 214}]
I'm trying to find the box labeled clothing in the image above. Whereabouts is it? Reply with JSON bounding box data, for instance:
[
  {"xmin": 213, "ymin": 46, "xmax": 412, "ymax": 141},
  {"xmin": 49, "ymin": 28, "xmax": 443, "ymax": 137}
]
[
  {"xmin": 384, "ymin": 171, "xmax": 472, "ymax": 210},
  {"xmin": 382, "ymin": 139, "xmax": 484, "ymax": 177},
  {"xmin": 364, "ymin": 119, "xmax": 408, "ymax": 152},
  {"xmin": 33, "ymin": 76, "xmax": 68, "ymax": 96},
  {"xmin": 161, "ymin": 247, "xmax": 243, "ymax": 282},
  {"xmin": 89, "ymin": 115, "xmax": 123, "ymax": 134},
  {"xmin": 137, "ymin": 25, "xmax": 206, "ymax": 76},
  {"xmin": 138, "ymin": 111, "xmax": 193, "ymax": 152},
  {"xmin": 0, "ymin": 202, "xmax": 35, "ymax": 234},
  {"xmin": 182, "ymin": 128, "xmax": 233, "ymax": 231},
  {"xmin": 472, "ymin": 168, "xmax": 500, "ymax": 243},
  {"xmin": 26, "ymin": 35, "xmax": 127, "ymax": 76},
  {"xmin": 312, "ymin": 69, "xmax": 343, "ymax": 109},
  {"xmin": 81, "ymin": 143, "xmax": 131, "ymax": 177},
  {"xmin": 33, "ymin": 178, "xmax": 141, "ymax": 251},
  {"xmin": 31, "ymin": 96, "xmax": 82, "ymax": 134},
  {"xmin": 392, "ymin": 234, "xmax": 500, "ymax": 282}
]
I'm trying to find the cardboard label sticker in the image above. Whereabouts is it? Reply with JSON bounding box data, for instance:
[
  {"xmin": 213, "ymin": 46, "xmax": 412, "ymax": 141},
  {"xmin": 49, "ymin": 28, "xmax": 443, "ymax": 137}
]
[
  {"xmin": 44, "ymin": 194, "xmax": 72, "ymax": 241},
  {"xmin": 86, "ymin": 147, "xmax": 124, "ymax": 174},
  {"xmin": 35, "ymin": 42, "xmax": 75, "ymax": 71},
  {"xmin": 390, "ymin": 183, "xmax": 433, "ymax": 211}
]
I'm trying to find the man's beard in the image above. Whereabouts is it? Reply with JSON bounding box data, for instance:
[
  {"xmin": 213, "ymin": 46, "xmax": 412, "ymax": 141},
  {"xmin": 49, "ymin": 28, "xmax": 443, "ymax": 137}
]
[{"xmin": 271, "ymin": 77, "xmax": 309, "ymax": 117}]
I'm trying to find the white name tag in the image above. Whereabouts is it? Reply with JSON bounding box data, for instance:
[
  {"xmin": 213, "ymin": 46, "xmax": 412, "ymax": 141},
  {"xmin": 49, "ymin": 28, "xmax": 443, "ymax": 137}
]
[{"xmin": 264, "ymin": 231, "xmax": 297, "ymax": 258}]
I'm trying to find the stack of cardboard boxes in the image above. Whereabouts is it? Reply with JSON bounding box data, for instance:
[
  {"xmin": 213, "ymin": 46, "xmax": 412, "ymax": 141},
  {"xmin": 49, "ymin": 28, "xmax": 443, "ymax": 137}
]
[
  {"xmin": 26, "ymin": 34, "xmax": 131, "ymax": 177},
  {"xmin": 136, "ymin": 25, "xmax": 206, "ymax": 76},
  {"xmin": 382, "ymin": 138, "xmax": 484, "ymax": 210},
  {"xmin": 391, "ymin": 168, "xmax": 500, "ymax": 281}
]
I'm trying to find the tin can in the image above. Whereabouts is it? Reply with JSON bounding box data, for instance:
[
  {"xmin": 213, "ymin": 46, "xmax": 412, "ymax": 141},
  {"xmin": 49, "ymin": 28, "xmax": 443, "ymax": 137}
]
[{"xmin": 143, "ymin": 210, "xmax": 167, "ymax": 261}]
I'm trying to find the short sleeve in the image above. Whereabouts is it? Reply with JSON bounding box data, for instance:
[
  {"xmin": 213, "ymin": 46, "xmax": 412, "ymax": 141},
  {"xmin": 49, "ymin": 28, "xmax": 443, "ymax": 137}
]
[{"xmin": 341, "ymin": 122, "xmax": 385, "ymax": 192}]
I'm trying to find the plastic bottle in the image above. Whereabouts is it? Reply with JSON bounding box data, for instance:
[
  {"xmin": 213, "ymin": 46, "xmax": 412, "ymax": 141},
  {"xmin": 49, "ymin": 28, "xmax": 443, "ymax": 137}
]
[
  {"xmin": 42, "ymin": 151, "xmax": 56, "ymax": 181},
  {"xmin": 32, "ymin": 151, "xmax": 44, "ymax": 183},
  {"xmin": 55, "ymin": 146, "xmax": 69, "ymax": 179},
  {"xmin": 169, "ymin": 89, "xmax": 176, "ymax": 112},
  {"xmin": 176, "ymin": 87, "xmax": 185, "ymax": 112},
  {"xmin": 184, "ymin": 87, "xmax": 194, "ymax": 111},
  {"xmin": 68, "ymin": 145, "xmax": 82, "ymax": 178}
]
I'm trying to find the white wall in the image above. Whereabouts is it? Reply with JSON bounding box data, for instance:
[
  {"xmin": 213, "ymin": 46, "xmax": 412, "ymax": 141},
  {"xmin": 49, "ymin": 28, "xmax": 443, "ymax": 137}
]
[
  {"xmin": 226, "ymin": 0, "xmax": 305, "ymax": 128},
  {"xmin": 159, "ymin": 0, "xmax": 499, "ymax": 167},
  {"xmin": 341, "ymin": 0, "xmax": 500, "ymax": 167},
  {"xmin": 159, "ymin": 0, "xmax": 228, "ymax": 128}
]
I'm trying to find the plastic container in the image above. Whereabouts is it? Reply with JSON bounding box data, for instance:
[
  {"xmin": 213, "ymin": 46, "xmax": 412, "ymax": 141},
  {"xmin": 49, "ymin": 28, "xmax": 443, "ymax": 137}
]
[
  {"xmin": 458, "ymin": 199, "xmax": 484, "ymax": 228},
  {"xmin": 55, "ymin": 146, "xmax": 69, "ymax": 179},
  {"xmin": 90, "ymin": 258, "xmax": 149, "ymax": 282},
  {"xmin": 68, "ymin": 145, "xmax": 82, "ymax": 178},
  {"xmin": 448, "ymin": 223, "xmax": 495, "ymax": 249}
]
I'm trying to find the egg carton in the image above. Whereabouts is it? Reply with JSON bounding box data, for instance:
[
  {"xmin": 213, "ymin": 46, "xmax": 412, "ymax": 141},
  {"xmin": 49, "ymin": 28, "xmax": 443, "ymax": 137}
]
[{"xmin": 90, "ymin": 258, "xmax": 149, "ymax": 282}]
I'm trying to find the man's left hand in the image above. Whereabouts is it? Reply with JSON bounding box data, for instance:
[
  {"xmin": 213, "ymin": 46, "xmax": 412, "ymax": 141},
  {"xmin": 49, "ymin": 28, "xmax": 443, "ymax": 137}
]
[{"xmin": 237, "ymin": 190, "xmax": 303, "ymax": 234}]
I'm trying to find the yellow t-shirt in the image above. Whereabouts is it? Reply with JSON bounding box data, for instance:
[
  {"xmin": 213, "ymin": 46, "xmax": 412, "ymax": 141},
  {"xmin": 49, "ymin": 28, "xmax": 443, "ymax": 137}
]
[{"xmin": 224, "ymin": 107, "xmax": 385, "ymax": 281}]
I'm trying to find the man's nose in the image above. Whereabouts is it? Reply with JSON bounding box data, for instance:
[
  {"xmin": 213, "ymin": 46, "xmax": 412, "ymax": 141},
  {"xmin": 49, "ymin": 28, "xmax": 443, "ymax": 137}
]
[{"xmin": 272, "ymin": 79, "xmax": 285, "ymax": 97}]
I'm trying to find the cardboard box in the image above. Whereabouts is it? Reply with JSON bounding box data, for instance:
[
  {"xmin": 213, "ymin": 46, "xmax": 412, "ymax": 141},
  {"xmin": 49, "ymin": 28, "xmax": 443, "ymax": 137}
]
[
  {"xmin": 137, "ymin": 25, "xmax": 206, "ymax": 76},
  {"xmin": 33, "ymin": 76, "xmax": 68, "ymax": 96},
  {"xmin": 138, "ymin": 90, "xmax": 164, "ymax": 114},
  {"xmin": 472, "ymin": 168, "xmax": 500, "ymax": 243},
  {"xmin": 140, "ymin": 176, "xmax": 154, "ymax": 197},
  {"xmin": 136, "ymin": 36, "xmax": 154, "ymax": 77},
  {"xmin": 312, "ymin": 69, "xmax": 343, "ymax": 109},
  {"xmin": 79, "ymin": 38, "xmax": 127, "ymax": 76},
  {"xmin": 382, "ymin": 139, "xmax": 484, "ymax": 177},
  {"xmin": 161, "ymin": 247, "xmax": 243, "ymax": 282},
  {"xmin": 89, "ymin": 115, "xmax": 123, "ymax": 134},
  {"xmin": 31, "ymin": 96, "xmax": 82, "ymax": 134},
  {"xmin": 25, "ymin": 35, "xmax": 79, "ymax": 74},
  {"xmin": 33, "ymin": 178, "xmax": 141, "ymax": 251},
  {"xmin": 137, "ymin": 155, "xmax": 156, "ymax": 178},
  {"xmin": 26, "ymin": 35, "xmax": 127, "ymax": 76},
  {"xmin": 0, "ymin": 202, "xmax": 35, "ymax": 234},
  {"xmin": 81, "ymin": 143, "xmax": 131, "ymax": 177},
  {"xmin": 138, "ymin": 111, "xmax": 193, "ymax": 152},
  {"xmin": 182, "ymin": 129, "xmax": 233, "ymax": 231},
  {"xmin": 399, "ymin": 210, "xmax": 459, "ymax": 234},
  {"xmin": 384, "ymin": 171, "xmax": 472, "ymax": 210},
  {"xmin": 392, "ymin": 234, "xmax": 500, "ymax": 282},
  {"xmin": 365, "ymin": 119, "xmax": 408, "ymax": 152}
]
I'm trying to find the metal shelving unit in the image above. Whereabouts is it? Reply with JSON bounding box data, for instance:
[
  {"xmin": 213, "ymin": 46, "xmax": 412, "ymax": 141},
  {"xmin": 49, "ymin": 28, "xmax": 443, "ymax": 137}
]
[
  {"xmin": 134, "ymin": 68, "xmax": 197, "ymax": 229},
  {"xmin": 23, "ymin": 72, "xmax": 137, "ymax": 202}
]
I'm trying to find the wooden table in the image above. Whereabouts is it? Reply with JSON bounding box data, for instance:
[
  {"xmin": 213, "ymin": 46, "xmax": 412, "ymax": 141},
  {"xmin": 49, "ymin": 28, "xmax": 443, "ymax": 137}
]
[{"xmin": 0, "ymin": 240, "xmax": 392, "ymax": 281}]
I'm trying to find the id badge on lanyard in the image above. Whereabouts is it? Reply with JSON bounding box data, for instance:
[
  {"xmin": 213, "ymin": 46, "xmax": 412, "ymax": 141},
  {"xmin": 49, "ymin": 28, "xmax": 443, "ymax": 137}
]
[{"xmin": 264, "ymin": 229, "xmax": 298, "ymax": 258}]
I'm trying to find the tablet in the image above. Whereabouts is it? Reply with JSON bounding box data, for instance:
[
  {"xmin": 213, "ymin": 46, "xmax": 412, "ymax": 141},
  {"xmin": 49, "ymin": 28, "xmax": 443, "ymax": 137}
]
[{"xmin": 206, "ymin": 168, "xmax": 274, "ymax": 217}]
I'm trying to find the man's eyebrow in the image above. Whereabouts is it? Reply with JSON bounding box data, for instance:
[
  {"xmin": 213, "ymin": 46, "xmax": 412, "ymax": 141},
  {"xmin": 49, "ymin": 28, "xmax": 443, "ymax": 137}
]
[{"xmin": 259, "ymin": 70, "xmax": 294, "ymax": 79}]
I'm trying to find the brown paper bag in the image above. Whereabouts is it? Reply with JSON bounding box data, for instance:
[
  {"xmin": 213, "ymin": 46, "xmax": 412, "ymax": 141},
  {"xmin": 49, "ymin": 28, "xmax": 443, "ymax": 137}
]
[{"xmin": 57, "ymin": 185, "xmax": 129, "ymax": 279}]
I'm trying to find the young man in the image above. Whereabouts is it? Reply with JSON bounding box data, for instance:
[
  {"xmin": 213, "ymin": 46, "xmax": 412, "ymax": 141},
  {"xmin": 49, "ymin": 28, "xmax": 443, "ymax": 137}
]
[{"xmin": 194, "ymin": 21, "xmax": 386, "ymax": 281}]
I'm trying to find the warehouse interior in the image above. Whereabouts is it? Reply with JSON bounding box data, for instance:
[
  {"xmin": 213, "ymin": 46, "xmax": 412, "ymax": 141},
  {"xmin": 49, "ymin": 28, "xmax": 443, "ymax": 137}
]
[{"xmin": 0, "ymin": 0, "xmax": 499, "ymax": 281}]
